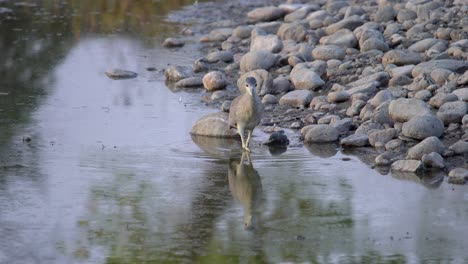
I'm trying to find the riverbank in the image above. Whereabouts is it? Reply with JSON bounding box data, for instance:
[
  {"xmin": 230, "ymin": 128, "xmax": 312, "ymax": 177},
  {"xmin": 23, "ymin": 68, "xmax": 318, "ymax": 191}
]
[{"xmin": 164, "ymin": 0, "xmax": 467, "ymax": 183}]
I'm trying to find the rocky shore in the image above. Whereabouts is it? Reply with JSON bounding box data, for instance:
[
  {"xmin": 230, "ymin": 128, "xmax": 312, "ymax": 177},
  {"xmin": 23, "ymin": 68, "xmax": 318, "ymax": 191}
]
[{"xmin": 164, "ymin": 0, "xmax": 468, "ymax": 184}]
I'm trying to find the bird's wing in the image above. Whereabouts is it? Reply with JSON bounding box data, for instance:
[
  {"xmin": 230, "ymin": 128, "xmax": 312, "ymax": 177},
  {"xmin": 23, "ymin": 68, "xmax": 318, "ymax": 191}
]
[{"xmin": 229, "ymin": 96, "xmax": 242, "ymax": 128}]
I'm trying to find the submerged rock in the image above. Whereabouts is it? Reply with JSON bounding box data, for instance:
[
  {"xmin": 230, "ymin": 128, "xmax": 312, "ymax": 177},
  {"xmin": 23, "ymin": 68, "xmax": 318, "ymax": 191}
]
[
  {"xmin": 264, "ymin": 131, "xmax": 289, "ymax": 146},
  {"xmin": 105, "ymin": 69, "xmax": 137, "ymax": 79},
  {"xmin": 163, "ymin": 38, "xmax": 185, "ymax": 48},
  {"xmin": 340, "ymin": 134, "xmax": 369, "ymax": 147},
  {"xmin": 175, "ymin": 77, "xmax": 204, "ymax": 88},
  {"xmin": 165, "ymin": 65, "xmax": 193, "ymax": 82},
  {"xmin": 190, "ymin": 112, "xmax": 238, "ymax": 138},
  {"xmin": 448, "ymin": 168, "xmax": 468, "ymax": 185},
  {"xmin": 391, "ymin": 160, "xmax": 424, "ymax": 173}
]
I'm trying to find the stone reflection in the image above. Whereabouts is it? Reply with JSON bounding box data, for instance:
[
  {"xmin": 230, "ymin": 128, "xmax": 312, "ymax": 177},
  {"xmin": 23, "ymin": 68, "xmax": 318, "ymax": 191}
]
[
  {"xmin": 228, "ymin": 151, "xmax": 263, "ymax": 231},
  {"xmin": 305, "ymin": 143, "xmax": 338, "ymax": 158}
]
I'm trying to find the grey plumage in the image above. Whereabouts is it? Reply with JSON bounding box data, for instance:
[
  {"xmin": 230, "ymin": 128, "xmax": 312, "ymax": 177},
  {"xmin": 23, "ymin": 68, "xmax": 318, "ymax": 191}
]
[{"xmin": 229, "ymin": 77, "xmax": 263, "ymax": 152}]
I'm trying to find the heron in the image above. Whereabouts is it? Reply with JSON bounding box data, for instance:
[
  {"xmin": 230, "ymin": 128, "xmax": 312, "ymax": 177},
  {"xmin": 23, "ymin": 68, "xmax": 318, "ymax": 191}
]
[{"xmin": 229, "ymin": 77, "xmax": 263, "ymax": 152}]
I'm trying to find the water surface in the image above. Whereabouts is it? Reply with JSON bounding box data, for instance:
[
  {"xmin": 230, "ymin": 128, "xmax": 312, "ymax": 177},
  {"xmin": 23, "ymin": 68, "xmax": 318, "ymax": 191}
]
[{"xmin": 1, "ymin": 1, "xmax": 468, "ymax": 263}]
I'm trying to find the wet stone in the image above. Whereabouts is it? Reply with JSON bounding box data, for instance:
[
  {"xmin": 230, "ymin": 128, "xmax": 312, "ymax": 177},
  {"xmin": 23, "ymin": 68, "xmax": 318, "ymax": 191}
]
[
  {"xmin": 162, "ymin": 37, "xmax": 185, "ymax": 48},
  {"xmin": 105, "ymin": 69, "xmax": 137, "ymax": 79}
]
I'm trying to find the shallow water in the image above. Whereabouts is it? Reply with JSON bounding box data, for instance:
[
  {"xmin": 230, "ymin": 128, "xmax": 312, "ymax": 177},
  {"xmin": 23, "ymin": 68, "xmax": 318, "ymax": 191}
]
[{"xmin": 1, "ymin": 1, "xmax": 468, "ymax": 263}]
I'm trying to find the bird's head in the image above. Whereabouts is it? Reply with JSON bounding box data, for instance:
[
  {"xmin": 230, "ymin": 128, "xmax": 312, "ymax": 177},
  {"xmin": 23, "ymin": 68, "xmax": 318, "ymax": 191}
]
[{"xmin": 245, "ymin": 77, "xmax": 257, "ymax": 96}]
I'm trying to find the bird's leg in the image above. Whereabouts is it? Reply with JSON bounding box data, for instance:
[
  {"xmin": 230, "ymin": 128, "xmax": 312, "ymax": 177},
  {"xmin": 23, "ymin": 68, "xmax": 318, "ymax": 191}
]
[
  {"xmin": 244, "ymin": 130, "xmax": 252, "ymax": 152},
  {"xmin": 237, "ymin": 124, "xmax": 246, "ymax": 149}
]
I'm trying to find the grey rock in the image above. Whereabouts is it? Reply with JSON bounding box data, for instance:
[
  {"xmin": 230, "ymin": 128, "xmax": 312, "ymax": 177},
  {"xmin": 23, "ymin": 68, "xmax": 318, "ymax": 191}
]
[
  {"xmin": 344, "ymin": 6, "xmax": 366, "ymax": 18},
  {"xmin": 162, "ymin": 38, "xmax": 185, "ymax": 48},
  {"xmin": 237, "ymin": 69, "xmax": 273, "ymax": 95},
  {"xmin": 347, "ymin": 71, "xmax": 390, "ymax": 88},
  {"xmin": 370, "ymin": 90, "xmax": 393, "ymax": 108},
  {"xmin": 325, "ymin": 16, "xmax": 365, "ymax": 35},
  {"xmin": 346, "ymin": 99, "xmax": 366, "ymax": 116},
  {"xmin": 389, "ymin": 75, "xmax": 413, "ymax": 87},
  {"xmin": 256, "ymin": 22, "xmax": 282, "ymax": 35},
  {"xmin": 355, "ymin": 121, "xmax": 384, "ymax": 135},
  {"xmin": 284, "ymin": 5, "xmax": 318, "ymax": 22},
  {"xmin": 421, "ymin": 152, "xmax": 445, "ymax": 169},
  {"xmin": 412, "ymin": 60, "xmax": 468, "ymax": 77},
  {"xmin": 437, "ymin": 101, "xmax": 467, "ymax": 125},
  {"xmin": 240, "ymin": 50, "xmax": 277, "ymax": 72},
  {"xmin": 388, "ymin": 65, "xmax": 415, "ymax": 78},
  {"xmin": 373, "ymin": 101, "xmax": 394, "ymax": 126},
  {"xmin": 279, "ymin": 90, "xmax": 314, "ymax": 108},
  {"xmin": 251, "ymin": 34, "xmax": 283, "ymax": 53},
  {"xmin": 430, "ymin": 68, "xmax": 452, "ymax": 85},
  {"xmin": 414, "ymin": 90, "xmax": 432, "ymax": 101},
  {"xmin": 264, "ymin": 131, "xmax": 289, "ymax": 146},
  {"xmin": 374, "ymin": 6, "xmax": 396, "ymax": 22},
  {"xmin": 453, "ymin": 88, "xmax": 468, "ymax": 102},
  {"xmin": 272, "ymin": 76, "xmax": 291, "ymax": 94},
  {"xmin": 382, "ymin": 50, "xmax": 422, "ymax": 66},
  {"xmin": 407, "ymin": 73, "xmax": 435, "ymax": 91},
  {"xmin": 277, "ymin": 22, "xmax": 307, "ymax": 42},
  {"xmin": 385, "ymin": 139, "xmax": 406, "ymax": 152},
  {"xmin": 247, "ymin": 6, "xmax": 286, "ymax": 22},
  {"xmin": 346, "ymin": 81, "xmax": 379, "ymax": 95},
  {"xmin": 309, "ymin": 95, "xmax": 328, "ymax": 110},
  {"xmin": 391, "ymin": 160, "xmax": 424, "ymax": 173},
  {"xmin": 306, "ymin": 10, "xmax": 329, "ymax": 21},
  {"xmin": 205, "ymin": 50, "xmax": 234, "ymax": 63},
  {"xmin": 304, "ymin": 125, "xmax": 339, "ymax": 143},
  {"xmin": 375, "ymin": 151, "xmax": 398, "ymax": 166},
  {"xmin": 312, "ymin": 45, "xmax": 346, "ymax": 61},
  {"xmin": 331, "ymin": 118, "xmax": 353, "ymax": 133},
  {"xmin": 397, "ymin": 9, "xmax": 417, "ymax": 23},
  {"xmin": 407, "ymin": 136, "xmax": 445, "ymax": 160},
  {"xmin": 328, "ymin": 91, "xmax": 350, "ymax": 103},
  {"xmin": 409, "ymin": 38, "xmax": 446, "ymax": 53},
  {"xmin": 190, "ymin": 112, "xmax": 238, "ymax": 137},
  {"xmin": 105, "ymin": 69, "xmax": 137, "ymax": 79},
  {"xmin": 290, "ymin": 66, "xmax": 325, "ymax": 90},
  {"xmin": 402, "ymin": 114, "xmax": 444, "ymax": 140},
  {"xmin": 175, "ymin": 77, "xmax": 203, "ymax": 87},
  {"xmin": 340, "ymin": 134, "xmax": 369, "ymax": 147},
  {"xmin": 200, "ymin": 28, "xmax": 233, "ymax": 42},
  {"xmin": 262, "ymin": 94, "xmax": 279, "ymax": 105},
  {"xmin": 428, "ymin": 93, "xmax": 459, "ymax": 108},
  {"xmin": 457, "ymin": 71, "xmax": 468, "ymax": 86},
  {"xmin": 211, "ymin": 90, "xmax": 227, "ymax": 101},
  {"xmin": 389, "ymin": 98, "xmax": 431, "ymax": 122},
  {"xmin": 319, "ymin": 29, "xmax": 357, "ymax": 48},
  {"xmin": 233, "ymin": 26, "xmax": 252, "ymax": 39},
  {"xmin": 360, "ymin": 38, "xmax": 389, "ymax": 52},
  {"xmin": 449, "ymin": 140, "xmax": 468, "ymax": 155},
  {"xmin": 359, "ymin": 104, "xmax": 375, "ymax": 122},
  {"xmin": 203, "ymin": 71, "xmax": 227, "ymax": 91},
  {"xmin": 164, "ymin": 65, "xmax": 193, "ymax": 82},
  {"xmin": 369, "ymin": 128, "xmax": 398, "ymax": 148},
  {"xmin": 448, "ymin": 168, "xmax": 468, "ymax": 185}
]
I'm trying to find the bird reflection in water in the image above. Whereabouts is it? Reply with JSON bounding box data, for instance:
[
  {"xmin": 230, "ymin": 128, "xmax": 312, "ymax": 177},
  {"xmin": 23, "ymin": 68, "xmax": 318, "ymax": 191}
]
[{"xmin": 228, "ymin": 151, "xmax": 263, "ymax": 231}]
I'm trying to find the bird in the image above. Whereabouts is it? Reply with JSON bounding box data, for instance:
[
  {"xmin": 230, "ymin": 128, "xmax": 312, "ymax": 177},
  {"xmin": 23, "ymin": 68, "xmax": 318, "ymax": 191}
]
[
  {"xmin": 228, "ymin": 151, "xmax": 263, "ymax": 230},
  {"xmin": 229, "ymin": 77, "xmax": 263, "ymax": 152}
]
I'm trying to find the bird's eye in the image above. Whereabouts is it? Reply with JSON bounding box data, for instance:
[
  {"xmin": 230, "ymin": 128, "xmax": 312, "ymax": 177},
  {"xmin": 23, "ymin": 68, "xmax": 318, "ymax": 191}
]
[{"xmin": 245, "ymin": 84, "xmax": 249, "ymax": 87}]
